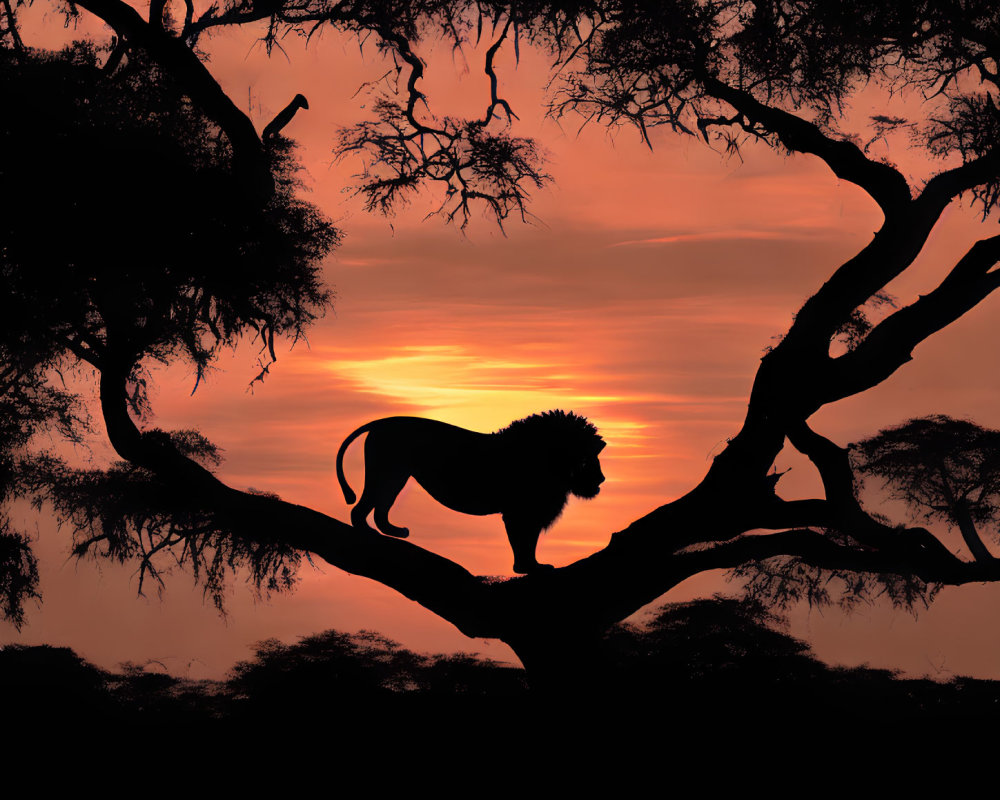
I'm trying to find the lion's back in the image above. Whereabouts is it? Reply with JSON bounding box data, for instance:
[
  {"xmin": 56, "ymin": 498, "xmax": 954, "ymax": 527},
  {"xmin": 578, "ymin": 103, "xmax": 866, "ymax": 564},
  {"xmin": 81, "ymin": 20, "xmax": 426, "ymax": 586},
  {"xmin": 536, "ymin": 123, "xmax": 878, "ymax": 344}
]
[{"xmin": 369, "ymin": 416, "xmax": 493, "ymax": 456}]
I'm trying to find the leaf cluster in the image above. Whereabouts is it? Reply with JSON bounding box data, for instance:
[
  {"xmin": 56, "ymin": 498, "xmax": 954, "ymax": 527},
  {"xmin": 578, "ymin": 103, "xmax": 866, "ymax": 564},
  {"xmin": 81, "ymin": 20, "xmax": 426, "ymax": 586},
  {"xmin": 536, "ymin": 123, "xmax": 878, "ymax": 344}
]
[
  {"xmin": 19, "ymin": 441, "xmax": 302, "ymax": 613},
  {"xmin": 337, "ymin": 97, "xmax": 549, "ymax": 227},
  {"xmin": 730, "ymin": 547, "xmax": 940, "ymax": 614},
  {"xmin": 544, "ymin": 0, "xmax": 1000, "ymax": 210},
  {"xmin": 1, "ymin": 43, "xmax": 339, "ymax": 394},
  {"xmin": 831, "ymin": 291, "xmax": 897, "ymax": 353}
]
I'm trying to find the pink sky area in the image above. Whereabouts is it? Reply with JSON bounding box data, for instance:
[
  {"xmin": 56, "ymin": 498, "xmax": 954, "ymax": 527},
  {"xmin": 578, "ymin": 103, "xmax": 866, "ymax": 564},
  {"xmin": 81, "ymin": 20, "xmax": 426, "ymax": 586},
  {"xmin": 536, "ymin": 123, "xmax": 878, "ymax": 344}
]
[{"xmin": 7, "ymin": 4, "xmax": 1000, "ymax": 681}]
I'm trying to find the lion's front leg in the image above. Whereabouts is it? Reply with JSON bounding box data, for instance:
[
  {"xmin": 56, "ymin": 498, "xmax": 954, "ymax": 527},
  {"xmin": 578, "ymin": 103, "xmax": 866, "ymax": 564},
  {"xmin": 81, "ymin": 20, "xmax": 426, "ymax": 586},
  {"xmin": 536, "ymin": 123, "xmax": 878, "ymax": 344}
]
[{"xmin": 502, "ymin": 513, "xmax": 553, "ymax": 575}]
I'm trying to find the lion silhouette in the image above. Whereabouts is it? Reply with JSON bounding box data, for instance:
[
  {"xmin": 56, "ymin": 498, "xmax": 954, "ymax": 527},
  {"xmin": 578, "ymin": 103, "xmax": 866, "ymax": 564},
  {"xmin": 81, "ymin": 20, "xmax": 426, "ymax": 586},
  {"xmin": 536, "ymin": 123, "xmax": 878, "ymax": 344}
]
[{"xmin": 336, "ymin": 410, "xmax": 606, "ymax": 574}]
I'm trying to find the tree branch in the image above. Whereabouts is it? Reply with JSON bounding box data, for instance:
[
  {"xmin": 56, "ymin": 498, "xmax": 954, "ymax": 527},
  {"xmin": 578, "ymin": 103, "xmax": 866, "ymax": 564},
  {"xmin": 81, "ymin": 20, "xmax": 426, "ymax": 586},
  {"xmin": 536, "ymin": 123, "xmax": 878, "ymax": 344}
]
[
  {"xmin": 2, "ymin": 0, "xmax": 25, "ymax": 53},
  {"xmin": 690, "ymin": 82, "xmax": 947, "ymax": 356},
  {"xmin": 59, "ymin": 335, "xmax": 103, "ymax": 368},
  {"xmin": 785, "ymin": 420, "xmax": 856, "ymax": 507},
  {"xmin": 829, "ymin": 234, "xmax": 1000, "ymax": 401},
  {"xmin": 950, "ymin": 499, "xmax": 996, "ymax": 563},
  {"xmin": 680, "ymin": 527, "xmax": 989, "ymax": 587},
  {"xmin": 918, "ymin": 147, "xmax": 1000, "ymax": 215},
  {"xmin": 182, "ymin": 0, "xmax": 281, "ymax": 43},
  {"xmin": 480, "ymin": 16, "xmax": 518, "ymax": 127},
  {"xmin": 262, "ymin": 93, "xmax": 309, "ymax": 142},
  {"xmin": 751, "ymin": 498, "xmax": 837, "ymax": 530},
  {"xmin": 93, "ymin": 349, "xmax": 869, "ymax": 646},
  {"xmin": 701, "ymin": 77, "xmax": 912, "ymax": 217}
]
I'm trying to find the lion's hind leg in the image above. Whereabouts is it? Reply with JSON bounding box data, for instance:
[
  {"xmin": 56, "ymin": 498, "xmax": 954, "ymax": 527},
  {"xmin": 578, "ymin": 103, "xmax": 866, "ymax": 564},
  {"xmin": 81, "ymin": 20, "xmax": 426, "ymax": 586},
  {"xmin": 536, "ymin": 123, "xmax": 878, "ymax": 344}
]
[
  {"xmin": 351, "ymin": 473, "xmax": 410, "ymax": 538},
  {"xmin": 350, "ymin": 493, "xmax": 379, "ymax": 534},
  {"xmin": 348, "ymin": 431, "xmax": 412, "ymax": 538},
  {"xmin": 366, "ymin": 469, "xmax": 410, "ymax": 539}
]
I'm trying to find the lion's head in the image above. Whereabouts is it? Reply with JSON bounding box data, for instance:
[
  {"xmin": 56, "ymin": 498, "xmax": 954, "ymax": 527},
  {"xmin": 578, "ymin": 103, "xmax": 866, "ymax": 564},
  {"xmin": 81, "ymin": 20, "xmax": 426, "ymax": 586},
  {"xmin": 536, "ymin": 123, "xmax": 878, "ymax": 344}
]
[
  {"xmin": 500, "ymin": 409, "xmax": 606, "ymax": 498},
  {"xmin": 569, "ymin": 450, "xmax": 605, "ymax": 499}
]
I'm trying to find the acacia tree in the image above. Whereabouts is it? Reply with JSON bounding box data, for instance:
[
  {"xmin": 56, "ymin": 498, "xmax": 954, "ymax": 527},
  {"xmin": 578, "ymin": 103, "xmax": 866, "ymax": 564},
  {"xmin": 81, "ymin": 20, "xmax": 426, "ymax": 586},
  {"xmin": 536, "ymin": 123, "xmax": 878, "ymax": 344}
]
[
  {"xmin": 4, "ymin": 0, "xmax": 1000, "ymax": 684},
  {"xmin": 852, "ymin": 416, "xmax": 1000, "ymax": 565}
]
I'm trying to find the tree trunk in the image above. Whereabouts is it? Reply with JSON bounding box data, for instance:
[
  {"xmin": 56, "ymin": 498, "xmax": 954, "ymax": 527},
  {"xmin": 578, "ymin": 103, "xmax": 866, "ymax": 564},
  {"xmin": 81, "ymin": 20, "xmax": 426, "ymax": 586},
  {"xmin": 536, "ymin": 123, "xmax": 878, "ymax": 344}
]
[{"xmin": 507, "ymin": 630, "xmax": 613, "ymax": 696}]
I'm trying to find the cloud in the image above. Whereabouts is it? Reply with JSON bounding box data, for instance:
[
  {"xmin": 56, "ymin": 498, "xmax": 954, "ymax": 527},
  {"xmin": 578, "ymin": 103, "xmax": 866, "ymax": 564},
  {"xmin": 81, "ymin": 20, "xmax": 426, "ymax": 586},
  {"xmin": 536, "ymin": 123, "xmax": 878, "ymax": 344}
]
[{"xmin": 611, "ymin": 228, "xmax": 836, "ymax": 246}]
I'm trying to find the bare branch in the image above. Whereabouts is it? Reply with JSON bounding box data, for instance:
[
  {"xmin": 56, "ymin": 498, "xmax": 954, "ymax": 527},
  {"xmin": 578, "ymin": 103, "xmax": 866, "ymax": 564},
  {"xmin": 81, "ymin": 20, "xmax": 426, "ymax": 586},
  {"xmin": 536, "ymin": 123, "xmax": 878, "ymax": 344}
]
[
  {"xmin": 183, "ymin": 0, "xmax": 281, "ymax": 44},
  {"xmin": 481, "ymin": 17, "xmax": 518, "ymax": 127}
]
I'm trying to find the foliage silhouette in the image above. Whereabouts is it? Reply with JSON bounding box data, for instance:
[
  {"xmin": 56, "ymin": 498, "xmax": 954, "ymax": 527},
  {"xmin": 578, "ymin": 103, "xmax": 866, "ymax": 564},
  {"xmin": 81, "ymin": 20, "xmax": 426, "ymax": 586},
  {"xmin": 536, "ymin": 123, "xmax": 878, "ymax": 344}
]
[
  {"xmin": 0, "ymin": 644, "xmax": 121, "ymax": 721},
  {"xmin": 1, "ymin": 42, "xmax": 337, "ymax": 611},
  {"xmin": 5, "ymin": 599, "xmax": 1000, "ymax": 725},
  {"xmin": 1, "ymin": 45, "xmax": 337, "ymax": 392},
  {"xmin": 853, "ymin": 416, "xmax": 1000, "ymax": 562},
  {"xmin": 5, "ymin": 1, "xmax": 1000, "ymax": 687}
]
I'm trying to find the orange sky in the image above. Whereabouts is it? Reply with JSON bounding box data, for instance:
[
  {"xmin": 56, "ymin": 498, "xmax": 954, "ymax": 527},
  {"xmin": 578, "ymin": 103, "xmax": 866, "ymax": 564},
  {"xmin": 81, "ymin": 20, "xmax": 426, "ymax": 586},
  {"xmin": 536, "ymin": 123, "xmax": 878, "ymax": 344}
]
[{"xmin": 7, "ymin": 5, "xmax": 1000, "ymax": 682}]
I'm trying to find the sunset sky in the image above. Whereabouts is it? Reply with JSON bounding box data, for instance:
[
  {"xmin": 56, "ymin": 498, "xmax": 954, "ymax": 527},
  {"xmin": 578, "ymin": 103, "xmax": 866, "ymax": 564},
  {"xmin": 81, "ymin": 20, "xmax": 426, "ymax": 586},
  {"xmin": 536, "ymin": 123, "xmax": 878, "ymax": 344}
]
[{"xmin": 7, "ymin": 3, "xmax": 1000, "ymax": 682}]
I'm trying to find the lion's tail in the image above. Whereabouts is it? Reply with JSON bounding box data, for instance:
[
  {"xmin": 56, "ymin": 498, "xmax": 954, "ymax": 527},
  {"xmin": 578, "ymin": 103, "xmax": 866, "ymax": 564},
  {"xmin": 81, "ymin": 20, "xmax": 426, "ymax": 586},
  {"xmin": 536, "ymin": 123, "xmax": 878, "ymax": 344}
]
[{"xmin": 336, "ymin": 422, "xmax": 373, "ymax": 505}]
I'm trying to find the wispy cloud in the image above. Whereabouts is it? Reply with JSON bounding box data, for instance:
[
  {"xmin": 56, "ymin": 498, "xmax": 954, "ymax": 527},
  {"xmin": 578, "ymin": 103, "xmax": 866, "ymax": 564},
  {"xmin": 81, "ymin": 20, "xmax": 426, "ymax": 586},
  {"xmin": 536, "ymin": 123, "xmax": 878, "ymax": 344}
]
[{"xmin": 611, "ymin": 228, "xmax": 829, "ymax": 247}]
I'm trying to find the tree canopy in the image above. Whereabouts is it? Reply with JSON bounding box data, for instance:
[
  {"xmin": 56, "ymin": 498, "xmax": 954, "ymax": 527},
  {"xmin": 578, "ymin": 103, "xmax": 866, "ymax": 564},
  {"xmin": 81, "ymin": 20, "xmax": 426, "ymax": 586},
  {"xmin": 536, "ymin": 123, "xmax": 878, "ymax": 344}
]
[
  {"xmin": 1, "ymin": 41, "xmax": 337, "ymax": 615},
  {"xmin": 853, "ymin": 416, "xmax": 1000, "ymax": 563},
  {"xmin": 4, "ymin": 0, "xmax": 1000, "ymax": 682}
]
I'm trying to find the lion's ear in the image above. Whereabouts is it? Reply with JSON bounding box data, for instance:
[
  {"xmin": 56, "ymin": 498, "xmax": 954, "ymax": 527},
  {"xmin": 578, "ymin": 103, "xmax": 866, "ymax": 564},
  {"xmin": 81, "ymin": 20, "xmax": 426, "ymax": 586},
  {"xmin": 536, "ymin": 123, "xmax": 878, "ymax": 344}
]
[{"xmin": 595, "ymin": 440, "xmax": 606, "ymax": 454}]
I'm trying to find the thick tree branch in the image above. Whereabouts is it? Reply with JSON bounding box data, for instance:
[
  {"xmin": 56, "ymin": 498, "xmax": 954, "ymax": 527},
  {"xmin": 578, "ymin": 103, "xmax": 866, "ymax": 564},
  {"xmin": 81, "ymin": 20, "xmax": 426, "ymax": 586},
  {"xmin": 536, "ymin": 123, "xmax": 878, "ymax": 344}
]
[
  {"xmin": 103, "ymin": 34, "xmax": 127, "ymax": 73},
  {"xmin": 785, "ymin": 420, "xmax": 855, "ymax": 507},
  {"xmin": 98, "ymin": 356, "xmax": 703, "ymax": 642},
  {"xmin": 94, "ymin": 351, "xmax": 850, "ymax": 647},
  {"xmin": 751, "ymin": 498, "xmax": 836, "ymax": 530},
  {"xmin": 262, "ymin": 93, "xmax": 309, "ymax": 142},
  {"xmin": 918, "ymin": 147, "xmax": 1000, "ymax": 214},
  {"xmin": 701, "ymin": 77, "xmax": 912, "ymax": 217},
  {"xmin": 679, "ymin": 527, "xmax": 990, "ymax": 587},
  {"xmin": 829, "ymin": 234, "xmax": 1000, "ymax": 401},
  {"xmin": 685, "ymin": 83, "xmax": 948, "ymax": 356},
  {"xmin": 59, "ymin": 335, "xmax": 103, "ymax": 368}
]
